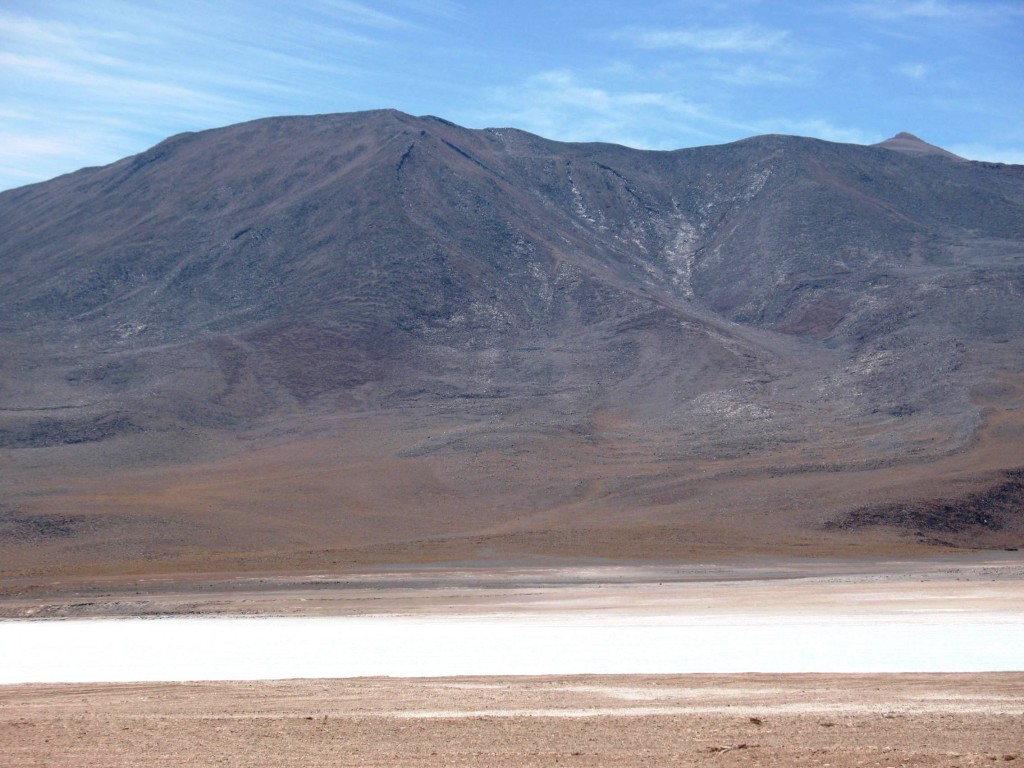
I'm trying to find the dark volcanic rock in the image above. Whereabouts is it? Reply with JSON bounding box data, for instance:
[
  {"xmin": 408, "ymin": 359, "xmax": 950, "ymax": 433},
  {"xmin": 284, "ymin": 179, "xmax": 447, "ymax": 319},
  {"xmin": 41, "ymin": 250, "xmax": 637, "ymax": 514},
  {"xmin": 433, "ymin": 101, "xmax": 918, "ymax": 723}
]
[{"xmin": 825, "ymin": 469, "xmax": 1024, "ymax": 547}]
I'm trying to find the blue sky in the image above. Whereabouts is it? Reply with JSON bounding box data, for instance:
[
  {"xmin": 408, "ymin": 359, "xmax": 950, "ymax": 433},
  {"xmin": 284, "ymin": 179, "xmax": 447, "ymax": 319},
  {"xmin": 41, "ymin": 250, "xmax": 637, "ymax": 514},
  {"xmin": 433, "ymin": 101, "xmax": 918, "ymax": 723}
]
[{"xmin": 1, "ymin": 0, "xmax": 1022, "ymax": 191}]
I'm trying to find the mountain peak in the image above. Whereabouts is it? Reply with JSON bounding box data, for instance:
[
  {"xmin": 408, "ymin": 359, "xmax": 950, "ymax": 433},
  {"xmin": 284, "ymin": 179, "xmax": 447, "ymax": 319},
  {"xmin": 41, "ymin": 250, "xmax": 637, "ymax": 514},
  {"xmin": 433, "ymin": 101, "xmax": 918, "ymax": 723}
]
[{"xmin": 874, "ymin": 132, "xmax": 963, "ymax": 160}]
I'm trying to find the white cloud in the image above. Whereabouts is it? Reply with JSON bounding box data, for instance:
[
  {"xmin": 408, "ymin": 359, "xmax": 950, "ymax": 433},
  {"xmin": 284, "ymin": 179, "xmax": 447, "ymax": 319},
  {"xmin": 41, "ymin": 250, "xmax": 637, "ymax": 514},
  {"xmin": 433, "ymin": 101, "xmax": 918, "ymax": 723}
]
[
  {"xmin": 851, "ymin": 0, "xmax": 957, "ymax": 19},
  {"xmin": 363, "ymin": 0, "xmax": 467, "ymax": 22},
  {"xmin": 849, "ymin": 0, "xmax": 1024, "ymax": 22},
  {"xmin": 947, "ymin": 143, "xmax": 1024, "ymax": 165},
  {"xmin": 896, "ymin": 62, "xmax": 929, "ymax": 79},
  {"xmin": 308, "ymin": 0, "xmax": 415, "ymax": 30},
  {"xmin": 748, "ymin": 118, "xmax": 881, "ymax": 146},
  {"xmin": 0, "ymin": 126, "xmax": 132, "ymax": 189},
  {"xmin": 711, "ymin": 63, "xmax": 808, "ymax": 86},
  {"xmin": 0, "ymin": 0, "xmax": 1017, "ymax": 192},
  {"xmin": 478, "ymin": 63, "xmax": 878, "ymax": 153},
  {"xmin": 483, "ymin": 61, "xmax": 867, "ymax": 149},
  {"xmin": 609, "ymin": 22, "xmax": 816, "ymax": 90},
  {"xmin": 0, "ymin": 11, "xmax": 134, "ymax": 53},
  {"xmin": 0, "ymin": 2, "xmax": 429, "ymax": 190},
  {"xmin": 480, "ymin": 70, "xmax": 722, "ymax": 149},
  {"xmin": 620, "ymin": 25, "xmax": 790, "ymax": 54},
  {"xmin": 0, "ymin": 52, "xmax": 241, "ymax": 111},
  {"xmin": 0, "ymin": 133, "xmax": 85, "ymax": 160}
]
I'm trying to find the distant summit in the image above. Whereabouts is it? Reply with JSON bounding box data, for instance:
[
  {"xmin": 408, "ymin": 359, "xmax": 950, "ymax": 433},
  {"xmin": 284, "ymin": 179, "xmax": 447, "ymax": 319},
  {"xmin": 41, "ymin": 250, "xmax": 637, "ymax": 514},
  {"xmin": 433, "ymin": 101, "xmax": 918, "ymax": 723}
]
[{"xmin": 873, "ymin": 132, "xmax": 964, "ymax": 160}]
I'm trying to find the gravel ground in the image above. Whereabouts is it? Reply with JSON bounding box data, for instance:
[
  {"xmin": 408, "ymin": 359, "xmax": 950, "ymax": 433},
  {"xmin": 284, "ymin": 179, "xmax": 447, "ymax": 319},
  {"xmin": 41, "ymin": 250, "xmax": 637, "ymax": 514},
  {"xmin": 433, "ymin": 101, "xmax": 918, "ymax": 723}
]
[{"xmin": 3, "ymin": 674, "xmax": 1022, "ymax": 767}]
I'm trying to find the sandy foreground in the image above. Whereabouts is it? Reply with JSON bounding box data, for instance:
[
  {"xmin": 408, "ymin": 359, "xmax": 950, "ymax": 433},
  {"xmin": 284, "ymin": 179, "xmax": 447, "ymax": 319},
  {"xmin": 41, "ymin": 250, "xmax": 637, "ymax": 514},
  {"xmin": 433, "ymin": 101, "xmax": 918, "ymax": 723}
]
[
  {"xmin": 2, "ymin": 674, "xmax": 1022, "ymax": 767},
  {"xmin": 2, "ymin": 556, "xmax": 1022, "ymax": 765}
]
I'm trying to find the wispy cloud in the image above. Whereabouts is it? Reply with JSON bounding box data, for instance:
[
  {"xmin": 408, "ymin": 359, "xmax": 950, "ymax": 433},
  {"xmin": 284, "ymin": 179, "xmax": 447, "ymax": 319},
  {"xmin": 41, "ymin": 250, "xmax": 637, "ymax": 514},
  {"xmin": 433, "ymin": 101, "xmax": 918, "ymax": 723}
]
[
  {"xmin": 851, "ymin": 0, "xmax": 959, "ymax": 19},
  {"xmin": 0, "ymin": 124, "xmax": 137, "ymax": 186},
  {"xmin": 746, "ymin": 118, "xmax": 881, "ymax": 146},
  {"xmin": 610, "ymin": 22, "xmax": 815, "ymax": 89},
  {"xmin": 0, "ymin": 1, "xmax": 1018, "ymax": 192},
  {"xmin": 363, "ymin": 0, "xmax": 467, "ymax": 22},
  {"xmin": 710, "ymin": 63, "xmax": 811, "ymax": 86},
  {"xmin": 0, "ymin": 1, "xmax": 454, "ymax": 190},
  {"xmin": 307, "ymin": 0, "xmax": 415, "ymax": 30},
  {"xmin": 618, "ymin": 25, "xmax": 790, "ymax": 54},
  {"xmin": 0, "ymin": 12, "xmax": 135, "ymax": 53},
  {"xmin": 947, "ymin": 143, "xmax": 1024, "ymax": 165},
  {"xmin": 0, "ymin": 52, "xmax": 244, "ymax": 110},
  {"xmin": 896, "ymin": 62, "xmax": 929, "ymax": 79},
  {"xmin": 849, "ymin": 0, "xmax": 1024, "ymax": 22},
  {"xmin": 481, "ymin": 70, "xmax": 745, "ymax": 149}
]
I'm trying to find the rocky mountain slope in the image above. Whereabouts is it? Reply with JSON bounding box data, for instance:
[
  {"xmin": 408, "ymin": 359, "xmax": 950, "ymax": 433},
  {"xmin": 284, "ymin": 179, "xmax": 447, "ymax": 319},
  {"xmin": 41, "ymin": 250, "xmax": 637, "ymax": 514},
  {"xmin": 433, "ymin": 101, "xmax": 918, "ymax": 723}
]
[{"xmin": 1, "ymin": 110, "xmax": 1022, "ymax": 575}]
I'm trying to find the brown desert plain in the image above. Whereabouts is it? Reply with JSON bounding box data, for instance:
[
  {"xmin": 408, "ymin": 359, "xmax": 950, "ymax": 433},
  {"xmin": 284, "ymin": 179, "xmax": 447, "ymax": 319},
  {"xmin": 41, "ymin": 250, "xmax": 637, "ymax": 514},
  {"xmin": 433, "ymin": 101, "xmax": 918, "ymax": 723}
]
[
  {"xmin": 2, "ymin": 113, "xmax": 1024, "ymax": 765},
  {"xmin": 2, "ymin": 558, "xmax": 1022, "ymax": 766},
  {"xmin": 2, "ymin": 673, "xmax": 1022, "ymax": 767}
]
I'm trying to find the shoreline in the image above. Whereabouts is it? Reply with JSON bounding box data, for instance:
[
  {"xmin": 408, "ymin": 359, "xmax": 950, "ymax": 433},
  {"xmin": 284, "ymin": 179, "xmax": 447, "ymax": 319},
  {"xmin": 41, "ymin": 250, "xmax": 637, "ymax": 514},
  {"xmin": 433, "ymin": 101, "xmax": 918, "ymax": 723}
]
[{"xmin": 3, "ymin": 552, "xmax": 1022, "ymax": 620}]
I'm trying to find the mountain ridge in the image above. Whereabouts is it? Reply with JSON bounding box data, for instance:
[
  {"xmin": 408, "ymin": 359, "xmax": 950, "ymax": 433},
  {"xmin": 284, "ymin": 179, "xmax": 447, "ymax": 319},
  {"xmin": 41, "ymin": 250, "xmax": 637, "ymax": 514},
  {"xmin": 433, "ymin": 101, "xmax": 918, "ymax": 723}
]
[{"xmin": 1, "ymin": 110, "xmax": 1022, "ymax": 577}]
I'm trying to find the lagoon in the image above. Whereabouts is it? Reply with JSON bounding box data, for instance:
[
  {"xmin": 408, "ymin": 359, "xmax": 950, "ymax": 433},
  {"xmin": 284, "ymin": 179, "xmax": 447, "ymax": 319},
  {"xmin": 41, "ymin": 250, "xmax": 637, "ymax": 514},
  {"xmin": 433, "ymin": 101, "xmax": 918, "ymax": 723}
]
[{"xmin": 3, "ymin": 611, "xmax": 1022, "ymax": 684}]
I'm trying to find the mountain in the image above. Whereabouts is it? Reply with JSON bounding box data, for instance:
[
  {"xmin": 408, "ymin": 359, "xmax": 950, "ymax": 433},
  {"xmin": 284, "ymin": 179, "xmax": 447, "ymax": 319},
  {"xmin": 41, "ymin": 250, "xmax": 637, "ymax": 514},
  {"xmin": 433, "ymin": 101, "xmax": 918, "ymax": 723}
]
[
  {"xmin": 1, "ymin": 111, "xmax": 1022, "ymax": 577},
  {"xmin": 873, "ymin": 131, "xmax": 965, "ymax": 160}
]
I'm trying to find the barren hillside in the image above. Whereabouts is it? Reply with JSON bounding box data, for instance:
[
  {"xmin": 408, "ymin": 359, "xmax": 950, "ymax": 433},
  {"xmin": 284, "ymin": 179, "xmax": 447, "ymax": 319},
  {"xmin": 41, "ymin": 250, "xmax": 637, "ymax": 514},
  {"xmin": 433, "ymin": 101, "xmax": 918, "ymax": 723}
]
[{"xmin": 1, "ymin": 111, "xmax": 1022, "ymax": 577}]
